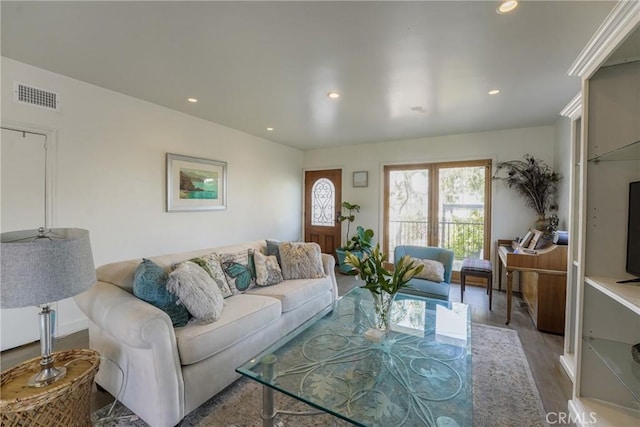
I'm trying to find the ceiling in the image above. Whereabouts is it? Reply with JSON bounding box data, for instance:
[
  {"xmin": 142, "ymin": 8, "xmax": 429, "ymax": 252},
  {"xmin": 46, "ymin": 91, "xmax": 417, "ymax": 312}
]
[{"xmin": 1, "ymin": 1, "xmax": 615, "ymax": 150}]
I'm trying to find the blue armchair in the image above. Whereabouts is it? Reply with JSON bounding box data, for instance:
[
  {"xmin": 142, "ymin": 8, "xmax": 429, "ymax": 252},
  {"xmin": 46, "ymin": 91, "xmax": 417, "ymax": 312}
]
[{"xmin": 394, "ymin": 245, "xmax": 454, "ymax": 301}]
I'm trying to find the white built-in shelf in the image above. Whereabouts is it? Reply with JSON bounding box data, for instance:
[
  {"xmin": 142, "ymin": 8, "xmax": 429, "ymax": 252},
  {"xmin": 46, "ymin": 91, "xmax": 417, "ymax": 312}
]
[
  {"xmin": 583, "ymin": 336, "xmax": 640, "ymax": 401},
  {"xmin": 560, "ymin": 353, "xmax": 576, "ymax": 383},
  {"xmin": 570, "ymin": 397, "xmax": 640, "ymax": 427},
  {"xmin": 585, "ymin": 276, "xmax": 640, "ymax": 315},
  {"xmin": 588, "ymin": 140, "xmax": 640, "ymax": 162}
]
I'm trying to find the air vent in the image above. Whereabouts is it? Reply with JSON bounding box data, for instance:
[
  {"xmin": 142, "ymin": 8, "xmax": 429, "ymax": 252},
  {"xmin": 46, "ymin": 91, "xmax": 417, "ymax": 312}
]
[{"xmin": 14, "ymin": 82, "xmax": 60, "ymax": 111}]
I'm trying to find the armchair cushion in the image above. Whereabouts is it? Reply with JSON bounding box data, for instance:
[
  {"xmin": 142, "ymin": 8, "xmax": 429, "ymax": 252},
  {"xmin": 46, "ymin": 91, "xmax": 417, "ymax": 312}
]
[
  {"xmin": 394, "ymin": 245, "xmax": 454, "ymax": 301},
  {"xmin": 411, "ymin": 258, "xmax": 445, "ymax": 282}
]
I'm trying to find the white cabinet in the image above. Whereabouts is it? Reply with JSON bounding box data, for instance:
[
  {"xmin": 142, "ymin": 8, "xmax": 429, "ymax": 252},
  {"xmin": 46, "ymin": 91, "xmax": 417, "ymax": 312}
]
[
  {"xmin": 567, "ymin": 3, "xmax": 640, "ymax": 425},
  {"xmin": 559, "ymin": 94, "xmax": 582, "ymax": 382}
]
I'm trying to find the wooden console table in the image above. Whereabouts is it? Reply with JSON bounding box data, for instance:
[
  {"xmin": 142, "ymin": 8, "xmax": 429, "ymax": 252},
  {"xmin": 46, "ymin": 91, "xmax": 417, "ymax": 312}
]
[{"xmin": 496, "ymin": 239, "xmax": 568, "ymax": 333}]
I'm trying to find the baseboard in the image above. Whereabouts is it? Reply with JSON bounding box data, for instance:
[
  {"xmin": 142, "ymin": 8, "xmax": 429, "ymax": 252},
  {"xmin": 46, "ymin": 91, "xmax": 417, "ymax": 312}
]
[{"xmin": 559, "ymin": 354, "xmax": 575, "ymax": 383}]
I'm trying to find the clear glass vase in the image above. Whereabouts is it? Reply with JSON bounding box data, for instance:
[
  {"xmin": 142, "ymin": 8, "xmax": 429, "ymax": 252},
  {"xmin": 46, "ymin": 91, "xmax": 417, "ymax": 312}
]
[{"xmin": 371, "ymin": 291, "xmax": 395, "ymax": 332}]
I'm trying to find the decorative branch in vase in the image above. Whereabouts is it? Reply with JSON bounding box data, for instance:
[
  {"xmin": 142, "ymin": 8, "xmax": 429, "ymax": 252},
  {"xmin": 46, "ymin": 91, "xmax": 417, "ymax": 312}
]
[{"xmin": 493, "ymin": 154, "xmax": 562, "ymax": 231}]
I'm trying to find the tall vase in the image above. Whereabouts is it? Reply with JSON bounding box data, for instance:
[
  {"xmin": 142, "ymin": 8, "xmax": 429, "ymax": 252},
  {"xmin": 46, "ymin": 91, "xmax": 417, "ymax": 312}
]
[
  {"xmin": 371, "ymin": 291, "xmax": 395, "ymax": 332},
  {"xmin": 535, "ymin": 214, "xmax": 549, "ymax": 231}
]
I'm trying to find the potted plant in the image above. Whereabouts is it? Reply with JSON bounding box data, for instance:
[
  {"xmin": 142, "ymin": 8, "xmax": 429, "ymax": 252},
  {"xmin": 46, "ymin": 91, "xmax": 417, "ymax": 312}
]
[
  {"xmin": 344, "ymin": 244, "xmax": 424, "ymax": 332},
  {"xmin": 335, "ymin": 201, "xmax": 371, "ymax": 274},
  {"xmin": 337, "ymin": 201, "xmax": 360, "ymax": 243},
  {"xmin": 336, "ymin": 226, "xmax": 374, "ymax": 274},
  {"xmin": 494, "ymin": 154, "xmax": 562, "ymax": 230}
]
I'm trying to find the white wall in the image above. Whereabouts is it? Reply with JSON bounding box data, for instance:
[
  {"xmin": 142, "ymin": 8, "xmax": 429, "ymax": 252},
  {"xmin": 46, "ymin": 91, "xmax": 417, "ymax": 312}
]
[
  {"xmin": 302, "ymin": 126, "xmax": 557, "ymax": 259},
  {"xmin": 554, "ymin": 116, "xmax": 572, "ymax": 230},
  {"xmin": 1, "ymin": 57, "xmax": 303, "ymax": 349}
]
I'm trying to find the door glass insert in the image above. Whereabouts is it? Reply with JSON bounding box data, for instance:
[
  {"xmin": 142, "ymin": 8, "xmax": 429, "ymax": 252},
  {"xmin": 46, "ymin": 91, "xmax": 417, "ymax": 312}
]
[{"xmin": 311, "ymin": 178, "xmax": 335, "ymax": 227}]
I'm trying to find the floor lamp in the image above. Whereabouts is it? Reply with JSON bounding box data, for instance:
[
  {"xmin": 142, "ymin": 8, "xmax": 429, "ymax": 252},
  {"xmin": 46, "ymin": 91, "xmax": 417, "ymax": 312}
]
[{"xmin": 1, "ymin": 228, "xmax": 96, "ymax": 387}]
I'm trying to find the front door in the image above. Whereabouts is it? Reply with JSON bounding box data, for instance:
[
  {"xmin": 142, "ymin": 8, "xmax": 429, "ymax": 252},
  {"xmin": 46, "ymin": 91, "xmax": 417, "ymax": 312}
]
[
  {"xmin": 304, "ymin": 169, "xmax": 342, "ymax": 257},
  {"xmin": 1, "ymin": 127, "xmax": 48, "ymax": 350}
]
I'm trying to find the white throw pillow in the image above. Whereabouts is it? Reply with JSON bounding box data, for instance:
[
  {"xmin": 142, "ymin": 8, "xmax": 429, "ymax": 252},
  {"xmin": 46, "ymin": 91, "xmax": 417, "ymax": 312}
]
[
  {"xmin": 279, "ymin": 242, "xmax": 325, "ymax": 280},
  {"xmin": 166, "ymin": 261, "xmax": 224, "ymax": 323},
  {"xmin": 411, "ymin": 258, "xmax": 445, "ymax": 283},
  {"xmin": 254, "ymin": 251, "xmax": 284, "ymax": 286},
  {"xmin": 174, "ymin": 253, "xmax": 233, "ymax": 298}
]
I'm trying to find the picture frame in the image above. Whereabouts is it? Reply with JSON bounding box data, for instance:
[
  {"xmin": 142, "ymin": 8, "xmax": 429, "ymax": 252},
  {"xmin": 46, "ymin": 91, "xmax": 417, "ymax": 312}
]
[
  {"xmin": 166, "ymin": 153, "xmax": 227, "ymax": 212},
  {"xmin": 353, "ymin": 171, "xmax": 368, "ymax": 188}
]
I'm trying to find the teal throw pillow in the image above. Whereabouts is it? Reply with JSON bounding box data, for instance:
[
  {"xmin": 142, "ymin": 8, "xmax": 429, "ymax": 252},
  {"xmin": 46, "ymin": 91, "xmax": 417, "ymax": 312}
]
[
  {"xmin": 133, "ymin": 258, "xmax": 190, "ymax": 327},
  {"xmin": 265, "ymin": 240, "xmax": 282, "ymax": 267},
  {"xmin": 218, "ymin": 249, "xmax": 257, "ymax": 294}
]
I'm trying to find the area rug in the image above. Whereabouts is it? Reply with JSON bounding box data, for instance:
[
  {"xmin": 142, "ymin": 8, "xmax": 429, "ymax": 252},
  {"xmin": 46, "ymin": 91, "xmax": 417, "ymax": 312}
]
[{"xmin": 92, "ymin": 324, "xmax": 548, "ymax": 427}]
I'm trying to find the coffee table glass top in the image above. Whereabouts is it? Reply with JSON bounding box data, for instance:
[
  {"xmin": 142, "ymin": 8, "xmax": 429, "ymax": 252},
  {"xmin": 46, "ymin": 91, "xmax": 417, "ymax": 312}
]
[{"xmin": 237, "ymin": 286, "xmax": 472, "ymax": 426}]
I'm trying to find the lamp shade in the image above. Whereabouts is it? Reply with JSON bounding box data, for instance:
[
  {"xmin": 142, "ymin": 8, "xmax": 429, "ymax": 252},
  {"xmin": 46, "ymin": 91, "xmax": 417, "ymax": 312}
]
[{"xmin": 1, "ymin": 228, "xmax": 96, "ymax": 308}]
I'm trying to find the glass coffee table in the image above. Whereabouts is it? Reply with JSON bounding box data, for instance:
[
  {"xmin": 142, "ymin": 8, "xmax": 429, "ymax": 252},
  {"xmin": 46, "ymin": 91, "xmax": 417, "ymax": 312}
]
[{"xmin": 237, "ymin": 287, "xmax": 472, "ymax": 427}]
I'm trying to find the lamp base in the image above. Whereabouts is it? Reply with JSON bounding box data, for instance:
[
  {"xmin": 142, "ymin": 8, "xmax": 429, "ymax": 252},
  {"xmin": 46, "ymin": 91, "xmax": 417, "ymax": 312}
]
[
  {"xmin": 28, "ymin": 304, "xmax": 67, "ymax": 387},
  {"xmin": 27, "ymin": 362, "xmax": 67, "ymax": 387}
]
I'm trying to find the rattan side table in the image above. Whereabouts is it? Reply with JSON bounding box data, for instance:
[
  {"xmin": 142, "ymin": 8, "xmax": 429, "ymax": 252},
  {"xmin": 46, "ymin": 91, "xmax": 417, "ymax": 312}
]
[{"xmin": 0, "ymin": 349, "xmax": 100, "ymax": 427}]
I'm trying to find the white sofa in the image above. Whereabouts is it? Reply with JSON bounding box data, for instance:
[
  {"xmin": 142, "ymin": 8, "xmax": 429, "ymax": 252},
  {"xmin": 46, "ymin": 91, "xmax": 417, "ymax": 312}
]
[{"xmin": 75, "ymin": 240, "xmax": 338, "ymax": 427}]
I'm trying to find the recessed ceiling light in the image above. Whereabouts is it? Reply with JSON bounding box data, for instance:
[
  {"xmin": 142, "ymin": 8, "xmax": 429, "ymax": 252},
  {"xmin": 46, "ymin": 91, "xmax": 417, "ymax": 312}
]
[
  {"xmin": 497, "ymin": 0, "xmax": 518, "ymax": 14},
  {"xmin": 327, "ymin": 92, "xmax": 340, "ymax": 99},
  {"xmin": 187, "ymin": 98, "xmax": 198, "ymax": 103},
  {"xmin": 488, "ymin": 89, "xmax": 500, "ymax": 95},
  {"xmin": 266, "ymin": 127, "xmax": 274, "ymax": 131}
]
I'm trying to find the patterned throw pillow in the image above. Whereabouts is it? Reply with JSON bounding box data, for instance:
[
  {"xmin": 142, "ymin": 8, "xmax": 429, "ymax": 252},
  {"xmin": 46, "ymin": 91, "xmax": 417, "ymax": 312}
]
[
  {"xmin": 133, "ymin": 259, "xmax": 190, "ymax": 327},
  {"xmin": 411, "ymin": 258, "xmax": 445, "ymax": 283},
  {"xmin": 166, "ymin": 261, "xmax": 224, "ymax": 323},
  {"xmin": 254, "ymin": 251, "xmax": 284, "ymax": 286},
  {"xmin": 279, "ymin": 242, "xmax": 325, "ymax": 280},
  {"xmin": 218, "ymin": 250, "xmax": 257, "ymax": 294},
  {"xmin": 182, "ymin": 253, "xmax": 233, "ymax": 298}
]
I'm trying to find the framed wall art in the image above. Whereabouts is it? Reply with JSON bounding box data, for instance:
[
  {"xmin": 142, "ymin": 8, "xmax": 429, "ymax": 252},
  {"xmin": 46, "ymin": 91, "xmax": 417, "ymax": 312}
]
[
  {"xmin": 353, "ymin": 171, "xmax": 368, "ymax": 188},
  {"xmin": 166, "ymin": 153, "xmax": 227, "ymax": 212}
]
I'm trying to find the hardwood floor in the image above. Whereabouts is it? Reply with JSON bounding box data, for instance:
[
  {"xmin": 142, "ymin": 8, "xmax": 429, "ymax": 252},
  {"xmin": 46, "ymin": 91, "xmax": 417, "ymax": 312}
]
[{"xmin": 1, "ymin": 271, "xmax": 572, "ymax": 422}]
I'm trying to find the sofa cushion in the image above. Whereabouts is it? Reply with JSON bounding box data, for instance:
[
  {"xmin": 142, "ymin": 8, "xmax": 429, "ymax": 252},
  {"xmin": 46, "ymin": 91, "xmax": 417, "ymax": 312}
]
[
  {"xmin": 254, "ymin": 251, "xmax": 284, "ymax": 286},
  {"xmin": 174, "ymin": 294, "xmax": 281, "ymax": 365},
  {"xmin": 248, "ymin": 276, "xmax": 331, "ymax": 313},
  {"xmin": 411, "ymin": 258, "xmax": 445, "ymax": 282},
  {"xmin": 133, "ymin": 258, "xmax": 190, "ymax": 327},
  {"xmin": 166, "ymin": 261, "xmax": 224, "ymax": 324},
  {"xmin": 179, "ymin": 253, "xmax": 233, "ymax": 298},
  {"xmin": 279, "ymin": 242, "xmax": 325, "ymax": 280},
  {"xmin": 218, "ymin": 249, "xmax": 257, "ymax": 294}
]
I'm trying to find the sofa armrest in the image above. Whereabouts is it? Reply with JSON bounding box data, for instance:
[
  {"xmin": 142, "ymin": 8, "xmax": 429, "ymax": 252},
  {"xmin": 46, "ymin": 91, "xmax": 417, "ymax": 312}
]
[
  {"xmin": 321, "ymin": 253, "xmax": 338, "ymax": 301},
  {"xmin": 75, "ymin": 282, "xmax": 185, "ymax": 427},
  {"xmin": 75, "ymin": 282, "xmax": 177, "ymax": 348}
]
